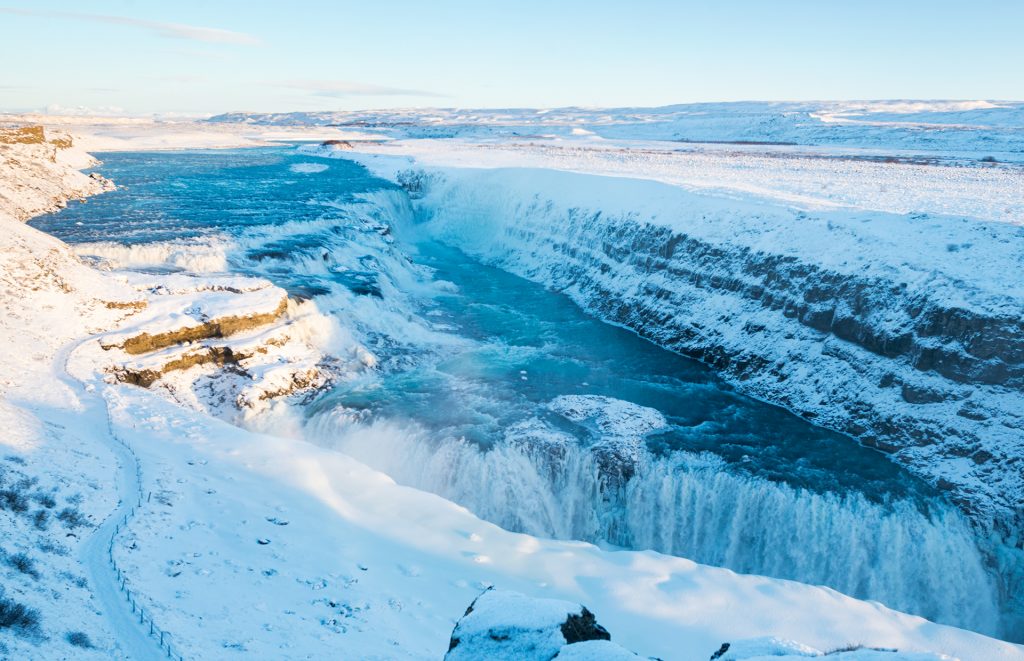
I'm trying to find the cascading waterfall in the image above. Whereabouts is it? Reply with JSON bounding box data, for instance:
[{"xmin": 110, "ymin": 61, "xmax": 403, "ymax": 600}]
[{"xmin": 304, "ymin": 409, "xmax": 1001, "ymax": 636}]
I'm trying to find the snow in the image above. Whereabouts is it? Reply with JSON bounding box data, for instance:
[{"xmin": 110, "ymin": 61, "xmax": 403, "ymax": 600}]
[
  {"xmin": 2, "ymin": 115, "xmax": 1023, "ymax": 659},
  {"xmin": 0, "ymin": 130, "xmax": 152, "ymax": 659},
  {"xmin": 554, "ymin": 640, "xmax": 644, "ymax": 660},
  {"xmin": 548, "ymin": 395, "xmax": 668, "ymax": 438},
  {"xmin": 708, "ymin": 636, "xmax": 954, "ymax": 660},
  {"xmin": 445, "ymin": 589, "xmax": 601, "ymax": 660},
  {"xmin": 713, "ymin": 637, "xmax": 822, "ymax": 659},
  {"xmin": 0, "ymin": 130, "xmax": 113, "ymax": 221},
  {"xmin": 213, "ymin": 100, "xmax": 1024, "ymax": 159}
]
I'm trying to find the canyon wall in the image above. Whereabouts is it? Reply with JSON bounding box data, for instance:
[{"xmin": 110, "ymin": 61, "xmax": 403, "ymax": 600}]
[{"xmin": 399, "ymin": 166, "xmax": 1024, "ymax": 536}]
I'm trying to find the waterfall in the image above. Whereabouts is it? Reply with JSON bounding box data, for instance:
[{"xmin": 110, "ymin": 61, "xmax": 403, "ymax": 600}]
[{"xmin": 304, "ymin": 409, "xmax": 1001, "ymax": 637}]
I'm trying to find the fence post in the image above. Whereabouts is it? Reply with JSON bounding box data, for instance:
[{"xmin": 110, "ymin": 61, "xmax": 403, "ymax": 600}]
[{"xmin": 107, "ymin": 430, "xmax": 185, "ymax": 659}]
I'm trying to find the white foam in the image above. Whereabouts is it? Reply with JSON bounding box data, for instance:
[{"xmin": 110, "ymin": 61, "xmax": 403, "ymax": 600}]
[
  {"xmin": 289, "ymin": 162, "xmax": 329, "ymax": 174},
  {"xmin": 74, "ymin": 240, "xmax": 231, "ymax": 273}
]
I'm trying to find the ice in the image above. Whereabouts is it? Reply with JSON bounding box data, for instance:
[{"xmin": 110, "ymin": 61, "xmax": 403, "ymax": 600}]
[{"xmin": 289, "ymin": 162, "xmax": 329, "ymax": 174}]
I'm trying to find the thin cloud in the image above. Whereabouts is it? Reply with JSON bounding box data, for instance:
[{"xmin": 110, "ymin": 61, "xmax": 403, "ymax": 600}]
[
  {"xmin": 171, "ymin": 48, "xmax": 235, "ymax": 60},
  {"xmin": 275, "ymin": 79, "xmax": 446, "ymax": 99},
  {"xmin": 0, "ymin": 7, "xmax": 260, "ymax": 45},
  {"xmin": 151, "ymin": 74, "xmax": 210, "ymax": 84}
]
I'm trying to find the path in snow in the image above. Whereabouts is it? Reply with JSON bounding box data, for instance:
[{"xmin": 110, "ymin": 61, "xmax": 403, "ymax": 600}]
[{"xmin": 57, "ymin": 337, "xmax": 167, "ymax": 661}]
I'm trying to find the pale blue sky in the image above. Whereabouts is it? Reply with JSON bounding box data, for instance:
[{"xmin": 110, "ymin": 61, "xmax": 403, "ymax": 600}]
[{"xmin": 1, "ymin": 0, "xmax": 1021, "ymax": 115}]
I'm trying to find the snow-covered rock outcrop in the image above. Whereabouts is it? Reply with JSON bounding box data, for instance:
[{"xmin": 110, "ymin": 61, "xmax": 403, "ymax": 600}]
[
  {"xmin": 0, "ymin": 126, "xmax": 113, "ymax": 220},
  {"xmin": 89, "ymin": 271, "xmax": 369, "ymax": 424},
  {"xmin": 444, "ymin": 589, "xmax": 629, "ymax": 660}
]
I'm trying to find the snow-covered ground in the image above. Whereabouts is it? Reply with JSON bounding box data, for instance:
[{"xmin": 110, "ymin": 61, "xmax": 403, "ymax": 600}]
[
  {"xmin": 208, "ymin": 99, "xmax": 1024, "ymax": 158},
  {"xmin": 341, "ymin": 137, "xmax": 1024, "ymax": 224},
  {"xmin": 2, "ymin": 111, "xmax": 1023, "ymax": 659}
]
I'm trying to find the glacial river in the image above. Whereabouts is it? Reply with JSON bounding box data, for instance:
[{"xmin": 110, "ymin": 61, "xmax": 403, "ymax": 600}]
[{"xmin": 32, "ymin": 147, "xmax": 1008, "ymax": 637}]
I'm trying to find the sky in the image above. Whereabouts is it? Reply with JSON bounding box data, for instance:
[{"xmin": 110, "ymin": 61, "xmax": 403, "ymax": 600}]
[{"xmin": 0, "ymin": 0, "xmax": 1022, "ymax": 116}]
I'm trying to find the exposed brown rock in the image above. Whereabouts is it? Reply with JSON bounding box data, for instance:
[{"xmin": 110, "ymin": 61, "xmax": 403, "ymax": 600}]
[
  {"xmin": 112, "ymin": 297, "xmax": 288, "ymax": 354},
  {"xmin": 0, "ymin": 126, "xmax": 46, "ymax": 145},
  {"xmin": 49, "ymin": 136, "xmax": 73, "ymax": 149},
  {"xmin": 114, "ymin": 345, "xmax": 250, "ymax": 388},
  {"xmin": 102, "ymin": 299, "xmax": 148, "ymax": 311}
]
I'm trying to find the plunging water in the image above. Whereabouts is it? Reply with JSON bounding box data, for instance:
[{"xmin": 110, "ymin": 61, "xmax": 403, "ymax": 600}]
[{"xmin": 33, "ymin": 147, "xmax": 1013, "ymax": 638}]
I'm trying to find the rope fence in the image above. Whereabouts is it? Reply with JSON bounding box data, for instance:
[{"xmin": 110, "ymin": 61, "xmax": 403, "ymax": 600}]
[{"xmin": 106, "ymin": 431, "xmax": 187, "ymax": 661}]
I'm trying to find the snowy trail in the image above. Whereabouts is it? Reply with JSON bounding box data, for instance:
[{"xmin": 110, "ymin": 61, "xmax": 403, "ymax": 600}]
[{"xmin": 56, "ymin": 337, "xmax": 165, "ymax": 661}]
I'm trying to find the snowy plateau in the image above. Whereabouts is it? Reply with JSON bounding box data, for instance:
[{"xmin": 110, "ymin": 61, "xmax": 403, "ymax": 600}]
[{"xmin": 0, "ymin": 100, "xmax": 1022, "ymax": 661}]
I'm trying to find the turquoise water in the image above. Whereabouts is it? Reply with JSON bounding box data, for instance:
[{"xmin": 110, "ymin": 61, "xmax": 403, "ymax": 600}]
[
  {"xmin": 33, "ymin": 147, "xmax": 1007, "ymax": 636},
  {"xmin": 313, "ymin": 238, "xmax": 932, "ymax": 499},
  {"xmin": 37, "ymin": 147, "xmax": 929, "ymax": 500}
]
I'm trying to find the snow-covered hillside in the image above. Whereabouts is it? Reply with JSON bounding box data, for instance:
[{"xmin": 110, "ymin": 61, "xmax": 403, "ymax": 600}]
[
  {"xmin": 210, "ymin": 100, "xmax": 1024, "ymax": 158},
  {"xmin": 2, "ymin": 120, "xmax": 1023, "ymax": 660}
]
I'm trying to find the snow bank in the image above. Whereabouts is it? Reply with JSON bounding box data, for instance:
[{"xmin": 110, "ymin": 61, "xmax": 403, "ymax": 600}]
[{"xmin": 709, "ymin": 637, "xmax": 951, "ymax": 660}]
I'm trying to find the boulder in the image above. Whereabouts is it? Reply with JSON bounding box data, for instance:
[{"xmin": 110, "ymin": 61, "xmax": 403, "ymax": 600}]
[{"xmin": 445, "ymin": 588, "xmax": 626, "ymax": 661}]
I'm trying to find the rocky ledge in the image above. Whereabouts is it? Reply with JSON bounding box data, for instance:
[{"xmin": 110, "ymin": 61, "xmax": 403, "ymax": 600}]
[{"xmin": 91, "ymin": 271, "xmax": 374, "ymax": 423}]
